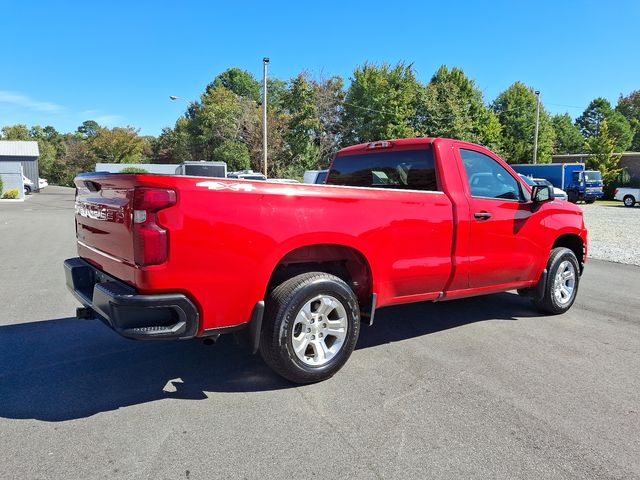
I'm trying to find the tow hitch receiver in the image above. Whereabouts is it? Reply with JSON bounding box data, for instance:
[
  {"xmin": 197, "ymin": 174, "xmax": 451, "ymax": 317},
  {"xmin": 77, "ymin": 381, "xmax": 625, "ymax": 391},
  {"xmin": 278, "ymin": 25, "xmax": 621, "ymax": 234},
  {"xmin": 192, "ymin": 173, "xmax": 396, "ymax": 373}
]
[{"xmin": 76, "ymin": 306, "xmax": 95, "ymax": 320}]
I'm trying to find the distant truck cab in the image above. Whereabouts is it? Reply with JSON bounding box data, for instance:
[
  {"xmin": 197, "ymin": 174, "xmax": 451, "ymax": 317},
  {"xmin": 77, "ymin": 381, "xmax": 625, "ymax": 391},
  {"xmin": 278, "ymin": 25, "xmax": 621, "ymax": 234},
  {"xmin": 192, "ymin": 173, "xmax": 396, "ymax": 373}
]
[
  {"xmin": 303, "ymin": 169, "xmax": 329, "ymax": 184},
  {"xmin": 175, "ymin": 161, "xmax": 227, "ymax": 178},
  {"xmin": 511, "ymin": 163, "xmax": 603, "ymax": 204}
]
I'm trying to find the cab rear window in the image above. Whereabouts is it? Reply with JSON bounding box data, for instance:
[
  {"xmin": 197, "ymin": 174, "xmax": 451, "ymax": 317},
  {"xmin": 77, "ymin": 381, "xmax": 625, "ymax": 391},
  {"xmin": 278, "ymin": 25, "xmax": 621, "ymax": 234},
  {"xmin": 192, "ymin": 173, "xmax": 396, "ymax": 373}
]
[{"xmin": 326, "ymin": 149, "xmax": 438, "ymax": 191}]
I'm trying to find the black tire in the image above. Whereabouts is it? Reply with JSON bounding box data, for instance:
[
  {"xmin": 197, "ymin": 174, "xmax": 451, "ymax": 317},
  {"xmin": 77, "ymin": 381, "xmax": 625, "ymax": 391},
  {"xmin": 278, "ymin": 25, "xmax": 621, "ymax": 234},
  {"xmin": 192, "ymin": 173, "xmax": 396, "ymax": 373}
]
[
  {"xmin": 532, "ymin": 247, "xmax": 580, "ymax": 315},
  {"xmin": 24, "ymin": 185, "xmax": 31, "ymax": 195},
  {"xmin": 260, "ymin": 272, "xmax": 360, "ymax": 384},
  {"xmin": 567, "ymin": 191, "xmax": 578, "ymax": 203},
  {"xmin": 584, "ymin": 198, "xmax": 596, "ymax": 204},
  {"xmin": 623, "ymin": 195, "xmax": 636, "ymax": 208}
]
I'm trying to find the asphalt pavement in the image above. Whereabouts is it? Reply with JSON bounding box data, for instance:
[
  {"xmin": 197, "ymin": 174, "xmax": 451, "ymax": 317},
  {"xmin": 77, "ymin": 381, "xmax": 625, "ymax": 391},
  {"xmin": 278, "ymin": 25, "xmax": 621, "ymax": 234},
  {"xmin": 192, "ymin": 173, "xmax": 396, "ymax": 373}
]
[{"xmin": 0, "ymin": 186, "xmax": 639, "ymax": 479}]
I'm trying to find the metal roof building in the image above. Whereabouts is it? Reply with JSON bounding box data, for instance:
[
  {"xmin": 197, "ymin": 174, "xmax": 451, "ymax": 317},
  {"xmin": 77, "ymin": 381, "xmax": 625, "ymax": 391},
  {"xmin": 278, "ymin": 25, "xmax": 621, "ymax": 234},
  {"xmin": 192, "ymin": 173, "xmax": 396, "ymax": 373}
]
[{"xmin": 0, "ymin": 141, "xmax": 40, "ymax": 193}]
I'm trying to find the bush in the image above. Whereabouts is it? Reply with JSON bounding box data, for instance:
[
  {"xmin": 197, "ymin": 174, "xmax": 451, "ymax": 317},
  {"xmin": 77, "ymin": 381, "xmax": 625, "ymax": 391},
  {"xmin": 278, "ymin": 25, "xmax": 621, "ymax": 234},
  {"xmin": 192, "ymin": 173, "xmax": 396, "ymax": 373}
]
[
  {"xmin": 0, "ymin": 177, "xmax": 3, "ymax": 195},
  {"xmin": 2, "ymin": 189, "xmax": 20, "ymax": 199},
  {"xmin": 119, "ymin": 167, "xmax": 149, "ymax": 174}
]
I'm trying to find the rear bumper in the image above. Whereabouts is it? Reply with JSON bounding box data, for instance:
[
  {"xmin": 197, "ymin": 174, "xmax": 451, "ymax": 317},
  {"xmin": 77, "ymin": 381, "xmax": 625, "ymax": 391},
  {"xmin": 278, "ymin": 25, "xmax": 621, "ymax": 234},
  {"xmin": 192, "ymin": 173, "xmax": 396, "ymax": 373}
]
[{"xmin": 64, "ymin": 257, "xmax": 199, "ymax": 340}]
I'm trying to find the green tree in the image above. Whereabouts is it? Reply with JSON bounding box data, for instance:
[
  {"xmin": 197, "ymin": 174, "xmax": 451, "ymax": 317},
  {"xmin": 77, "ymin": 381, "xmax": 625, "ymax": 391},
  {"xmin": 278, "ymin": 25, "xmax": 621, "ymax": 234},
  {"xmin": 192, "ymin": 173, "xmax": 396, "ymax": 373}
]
[
  {"xmin": 156, "ymin": 121, "xmax": 192, "ymax": 163},
  {"xmin": 413, "ymin": 65, "xmax": 502, "ymax": 152},
  {"xmin": 267, "ymin": 78, "xmax": 288, "ymax": 110},
  {"xmin": 119, "ymin": 166, "xmax": 149, "ymax": 173},
  {"xmin": 187, "ymin": 85, "xmax": 255, "ymax": 160},
  {"xmin": 616, "ymin": 90, "xmax": 640, "ymax": 151},
  {"xmin": 551, "ymin": 113, "xmax": 584, "ymax": 154},
  {"xmin": 492, "ymin": 82, "xmax": 555, "ymax": 163},
  {"xmin": 576, "ymin": 98, "xmax": 632, "ymax": 152},
  {"xmin": 281, "ymin": 73, "xmax": 321, "ymax": 171},
  {"xmin": 210, "ymin": 68, "xmax": 261, "ymax": 102},
  {"xmin": 91, "ymin": 126, "xmax": 146, "ymax": 163},
  {"xmin": 76, "ymin": 120, "xmax": 100, "ymax": 139},
  {"xmin": 211, "ymin": 139, "xmax": 251, "ymax": 171},
  {"xmin": 341, "ymin": 62, "xmax": 419, "ymax": 144},
  {"xmin": 584, "ymin": 119, "xmax": 623, "ymax": 185},
  {"xmin": 50, "ymin": 136, "xmax": 98, "ymax": 185},
  {"xmin": 27, "ymin": 125, "xmax": 63, "ymax": 180},
  {"xmin": 1, "ymin": 124, "xmax": 30, "ymax": 140},
  {"xmin": 313, "ymin": 75, "xmax": 345, "ymax": 166}
]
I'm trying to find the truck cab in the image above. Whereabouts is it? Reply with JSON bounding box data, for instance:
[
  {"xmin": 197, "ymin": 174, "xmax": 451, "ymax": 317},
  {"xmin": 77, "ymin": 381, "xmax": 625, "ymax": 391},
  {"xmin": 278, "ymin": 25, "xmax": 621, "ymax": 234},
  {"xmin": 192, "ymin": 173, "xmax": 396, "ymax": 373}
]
[{"xmin": 567, "ymin": 170, "xmax": 604, "ymax": 204}]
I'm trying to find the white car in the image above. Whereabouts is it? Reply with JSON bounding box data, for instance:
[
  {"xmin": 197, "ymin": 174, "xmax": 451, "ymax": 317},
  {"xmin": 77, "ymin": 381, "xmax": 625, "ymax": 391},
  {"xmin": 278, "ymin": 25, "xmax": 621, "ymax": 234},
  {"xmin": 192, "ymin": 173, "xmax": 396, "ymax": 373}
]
[
  {"xmin": 614, "ymin": 187, "xmax": 640, "ymax": 207},
  {"xmin": 22, "ymin": 175, "xmax": 35, "ymax": 194},
  {"xmin": 39, "ymin": 178, "xmax": 48, "ymax": 189},
  {"xmin": 518, "ymin": 174, "xmax": 567, "ymax": 201},
  {"xmin": 532, "ymin": 178, "xmax": 568, "ymax": 201}
]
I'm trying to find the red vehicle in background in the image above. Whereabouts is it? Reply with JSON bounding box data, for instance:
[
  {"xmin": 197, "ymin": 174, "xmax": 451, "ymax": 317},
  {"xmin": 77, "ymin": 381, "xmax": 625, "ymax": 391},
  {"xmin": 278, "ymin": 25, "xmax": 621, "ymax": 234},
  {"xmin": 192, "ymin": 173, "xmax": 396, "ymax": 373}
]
[{"xmin": 65, "ymin": 138, "xmax": 587, "ymax": 383}]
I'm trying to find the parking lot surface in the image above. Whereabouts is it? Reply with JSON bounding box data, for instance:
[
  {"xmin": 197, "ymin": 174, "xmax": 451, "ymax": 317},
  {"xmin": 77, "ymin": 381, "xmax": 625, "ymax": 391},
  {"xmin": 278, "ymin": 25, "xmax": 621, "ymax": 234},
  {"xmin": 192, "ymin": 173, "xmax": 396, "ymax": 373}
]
[
  {"xmin": 582, "ymin": 202, "xmax": 640, "ymax": 266},
  {"xmin": 1, "ymin": 187, "xmax": 639, "ymax": 479}
]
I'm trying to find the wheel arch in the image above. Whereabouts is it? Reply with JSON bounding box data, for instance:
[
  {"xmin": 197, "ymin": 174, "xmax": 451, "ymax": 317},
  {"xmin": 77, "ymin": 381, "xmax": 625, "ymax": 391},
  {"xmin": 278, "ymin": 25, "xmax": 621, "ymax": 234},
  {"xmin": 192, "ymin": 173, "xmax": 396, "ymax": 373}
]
[
  {"xmin": 265, "ymin": 243, "xmax": 374, "ymax": 307},
  {"xmin": 552, "ymin": 233, "xmax": 585, "ymax": 273}
]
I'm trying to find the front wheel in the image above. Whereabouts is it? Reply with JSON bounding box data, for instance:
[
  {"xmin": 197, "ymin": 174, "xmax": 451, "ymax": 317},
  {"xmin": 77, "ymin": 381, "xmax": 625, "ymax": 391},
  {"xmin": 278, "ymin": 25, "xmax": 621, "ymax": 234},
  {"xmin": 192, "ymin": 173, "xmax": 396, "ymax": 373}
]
[
  {"xmin": 260, "ymin": 272, "xmax": 360, "ymax": 384},
  {"xmin": 584, "ymin": 198, "xmax": 596, "ymax": 204},
  {"xmin": 533, "ymin": 247, "xmax": 580, "ymax": 314},
  {"xmin": 623, "ymin": 195, "xmax": 636, "ymax": 207}
]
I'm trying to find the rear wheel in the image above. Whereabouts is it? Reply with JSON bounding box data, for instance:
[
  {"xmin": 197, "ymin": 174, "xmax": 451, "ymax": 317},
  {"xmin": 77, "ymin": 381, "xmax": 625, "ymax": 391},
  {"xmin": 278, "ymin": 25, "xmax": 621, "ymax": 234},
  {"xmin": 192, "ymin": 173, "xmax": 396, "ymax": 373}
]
[
  {"xmin": 24, "ymin": 185, "xmax": 31, "ymax": 195},
  {"xmin": 584, "ymin": 198, "xmax": 596, "ymax": 204},
  {"xmin": 533, "ymin": 247, "xmax": 580, "ymax": 314},
  {"xmin": 567, "ymin": 191, "xmax": 578, "ymax": 203},
  {"xmin": 260, "ymin": 272, "xmax": 360, "ymax": 384},
  {"xmin": 623, "ymin": 195, "xmax": 636, "ymax": 207}
]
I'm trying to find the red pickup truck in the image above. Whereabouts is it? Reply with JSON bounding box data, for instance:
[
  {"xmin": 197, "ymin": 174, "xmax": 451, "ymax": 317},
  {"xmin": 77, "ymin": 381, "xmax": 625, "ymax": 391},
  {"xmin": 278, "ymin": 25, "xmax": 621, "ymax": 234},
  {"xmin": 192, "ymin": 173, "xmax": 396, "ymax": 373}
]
[{"xmin": 65, "ymin": 138, "xmax": 587, "ymax": 383}]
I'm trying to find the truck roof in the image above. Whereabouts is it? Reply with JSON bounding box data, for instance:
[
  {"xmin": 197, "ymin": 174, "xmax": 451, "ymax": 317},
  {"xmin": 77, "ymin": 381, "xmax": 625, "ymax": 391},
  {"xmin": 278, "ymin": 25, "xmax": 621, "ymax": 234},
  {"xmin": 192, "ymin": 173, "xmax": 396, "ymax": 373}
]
[{"xmin": 337, "ymin": 137, "xmax": 435, "ymax": 155}]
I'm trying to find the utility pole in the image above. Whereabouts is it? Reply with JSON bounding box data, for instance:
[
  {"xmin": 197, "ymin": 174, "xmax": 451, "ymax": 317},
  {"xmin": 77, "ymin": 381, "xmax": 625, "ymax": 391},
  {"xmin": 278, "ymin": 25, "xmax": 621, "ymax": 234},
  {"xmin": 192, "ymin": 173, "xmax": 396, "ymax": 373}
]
[
  {"xmin": 262, "ymin": 57, "xmax": 269, "ymax": 176},
  {"xmin": 533, "ymin": 90, "xmax": 541, "ymax": 164}
]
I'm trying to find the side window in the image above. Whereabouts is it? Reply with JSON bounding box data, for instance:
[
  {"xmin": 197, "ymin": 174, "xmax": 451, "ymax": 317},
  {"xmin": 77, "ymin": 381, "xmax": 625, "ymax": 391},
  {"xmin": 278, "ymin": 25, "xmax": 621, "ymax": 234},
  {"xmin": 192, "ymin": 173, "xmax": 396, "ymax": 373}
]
[
  {"xmin": 327, "ymin": 149, "xmax": 438, "ymax": 191},
  {"xmin": 460, "ymin": 149, "xmax": 523, "ymax": 201}
]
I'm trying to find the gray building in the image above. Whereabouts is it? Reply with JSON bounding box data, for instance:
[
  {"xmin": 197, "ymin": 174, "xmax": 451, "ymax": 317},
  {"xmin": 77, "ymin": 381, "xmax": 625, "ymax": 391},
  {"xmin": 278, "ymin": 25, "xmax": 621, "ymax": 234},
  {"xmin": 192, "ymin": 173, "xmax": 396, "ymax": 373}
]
[
  {"xmin": 0, "ymin": 141, "xmax": 40, "ymax": 193},
  {"xmin": 0, "ymin": 162, "xmax": 25, "ymax": 199}
]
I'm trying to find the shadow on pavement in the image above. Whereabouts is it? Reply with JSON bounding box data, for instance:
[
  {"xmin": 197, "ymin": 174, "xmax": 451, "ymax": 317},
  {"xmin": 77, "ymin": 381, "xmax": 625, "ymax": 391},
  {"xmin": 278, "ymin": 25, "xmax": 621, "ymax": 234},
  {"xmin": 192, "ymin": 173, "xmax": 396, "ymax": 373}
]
[{"xmin": 0, "ymin": 291, "xmax": 537, "ymax": 422}]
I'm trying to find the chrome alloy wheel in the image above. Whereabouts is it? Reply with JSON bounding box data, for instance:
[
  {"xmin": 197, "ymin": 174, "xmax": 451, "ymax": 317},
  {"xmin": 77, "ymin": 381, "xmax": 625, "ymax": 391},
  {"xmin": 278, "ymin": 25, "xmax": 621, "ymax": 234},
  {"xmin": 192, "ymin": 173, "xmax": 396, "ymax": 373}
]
[
  {"xmin": 291, "ymin": 295, "xmax": 348, "ymax": 366},
  {"xmin": 553, "ymin": 260, "xmax": 576, "ymax": 305}
]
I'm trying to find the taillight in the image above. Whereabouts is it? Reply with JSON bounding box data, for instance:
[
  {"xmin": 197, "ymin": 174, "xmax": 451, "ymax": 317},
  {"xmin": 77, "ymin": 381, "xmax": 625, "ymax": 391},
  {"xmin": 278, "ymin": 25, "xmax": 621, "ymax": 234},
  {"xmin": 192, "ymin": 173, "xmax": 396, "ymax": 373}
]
[{"xmin": 132, "ymin": 188, "xmax": 176, "ymax": 266}]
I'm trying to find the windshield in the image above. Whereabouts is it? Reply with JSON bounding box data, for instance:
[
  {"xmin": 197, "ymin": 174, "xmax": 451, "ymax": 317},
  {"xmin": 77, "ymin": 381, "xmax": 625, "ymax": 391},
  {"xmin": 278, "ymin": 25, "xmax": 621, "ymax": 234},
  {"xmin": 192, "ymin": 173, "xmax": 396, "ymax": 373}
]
[
  {"xmin": 583, "ymin": 171, "xmax": 601, "ymax": 182},
  {"xmin": 315, "ymin": 171, "xmax": 328, "ymax": 184}
]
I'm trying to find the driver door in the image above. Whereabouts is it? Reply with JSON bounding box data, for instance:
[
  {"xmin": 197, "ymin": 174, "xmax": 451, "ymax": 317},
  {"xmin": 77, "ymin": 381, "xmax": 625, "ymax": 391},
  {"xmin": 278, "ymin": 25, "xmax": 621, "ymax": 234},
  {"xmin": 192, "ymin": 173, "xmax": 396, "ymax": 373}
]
[{"xmin": 456, "ymin": 146, "xmax": 546, "ymax": 289}]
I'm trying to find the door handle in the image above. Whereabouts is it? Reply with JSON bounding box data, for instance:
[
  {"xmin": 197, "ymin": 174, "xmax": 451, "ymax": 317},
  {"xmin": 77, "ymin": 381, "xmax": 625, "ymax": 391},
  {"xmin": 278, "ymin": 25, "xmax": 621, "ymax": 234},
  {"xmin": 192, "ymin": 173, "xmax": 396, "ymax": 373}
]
[{"xmin": 474, "ymin": 211, "xmax": 492, "ymax": 220}]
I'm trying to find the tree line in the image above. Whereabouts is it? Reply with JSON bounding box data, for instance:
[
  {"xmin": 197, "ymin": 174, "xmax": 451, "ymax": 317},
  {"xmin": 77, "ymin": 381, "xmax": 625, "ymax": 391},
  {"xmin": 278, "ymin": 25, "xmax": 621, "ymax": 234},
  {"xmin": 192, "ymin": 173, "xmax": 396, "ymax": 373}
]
[{"xmin": 2, "ymin": 63, "xmax": 639, "ymax": 187}]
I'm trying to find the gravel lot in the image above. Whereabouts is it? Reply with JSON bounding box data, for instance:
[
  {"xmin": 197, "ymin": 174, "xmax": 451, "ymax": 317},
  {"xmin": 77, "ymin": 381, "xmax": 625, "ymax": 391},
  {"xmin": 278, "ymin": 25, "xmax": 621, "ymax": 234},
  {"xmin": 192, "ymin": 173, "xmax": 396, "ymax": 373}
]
[
  {"xmin": 1, "ymin": 187, "xmax": 639, "ymax": 480},
  {"xmin": 581, "ymin": 202, "xmax": 640, "ymax": 266}
]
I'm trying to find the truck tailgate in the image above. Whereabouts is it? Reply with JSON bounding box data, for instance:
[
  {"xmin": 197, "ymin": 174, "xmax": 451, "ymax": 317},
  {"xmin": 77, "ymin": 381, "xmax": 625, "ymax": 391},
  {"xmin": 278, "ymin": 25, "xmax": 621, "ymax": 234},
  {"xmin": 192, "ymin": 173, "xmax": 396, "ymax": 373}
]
[{"xmin": 74, "ymin": 176, "xmax": 135, "ymax": 267}]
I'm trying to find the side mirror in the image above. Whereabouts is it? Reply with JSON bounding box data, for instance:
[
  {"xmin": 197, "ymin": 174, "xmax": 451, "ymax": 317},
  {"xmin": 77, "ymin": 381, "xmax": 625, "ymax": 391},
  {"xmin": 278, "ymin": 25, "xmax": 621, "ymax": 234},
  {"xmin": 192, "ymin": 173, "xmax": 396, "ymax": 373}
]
[{"xmin": 531, "ymin": 185, "xmax": 554, "ymax": 203}]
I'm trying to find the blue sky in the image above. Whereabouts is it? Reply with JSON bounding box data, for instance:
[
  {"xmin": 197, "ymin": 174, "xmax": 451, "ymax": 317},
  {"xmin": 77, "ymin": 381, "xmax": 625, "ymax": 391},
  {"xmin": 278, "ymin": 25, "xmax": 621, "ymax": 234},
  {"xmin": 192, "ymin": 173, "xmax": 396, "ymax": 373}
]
[{"xmin": 1, "ymin": 0, "xmax": 638, "ymax": 136}]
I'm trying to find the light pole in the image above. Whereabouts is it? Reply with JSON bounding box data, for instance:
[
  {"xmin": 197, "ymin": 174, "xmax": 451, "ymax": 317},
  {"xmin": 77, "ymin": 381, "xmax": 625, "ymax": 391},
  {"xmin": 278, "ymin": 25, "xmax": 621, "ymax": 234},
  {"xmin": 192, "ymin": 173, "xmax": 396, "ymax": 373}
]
[
  {"xmin": 169, "ymin": 95, "xmax": 198, "ymax": 108},
  {"xmin": 533, "ymin": 90, "xmax": 541, "ymax": 164},
  {"xmin": 262, "ymin": 57, "xmax": 269, "ymax": 177}
]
